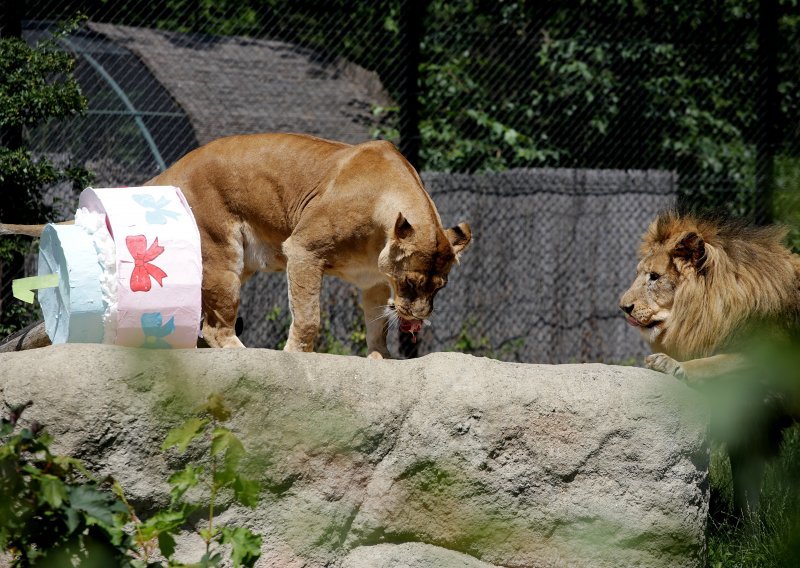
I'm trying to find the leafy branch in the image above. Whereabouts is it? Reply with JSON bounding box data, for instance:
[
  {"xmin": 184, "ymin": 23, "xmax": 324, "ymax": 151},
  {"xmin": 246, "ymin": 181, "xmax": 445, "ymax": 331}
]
[{"xmin": 0, "ymin": 393, "xmax": 263, "ymax": 567}]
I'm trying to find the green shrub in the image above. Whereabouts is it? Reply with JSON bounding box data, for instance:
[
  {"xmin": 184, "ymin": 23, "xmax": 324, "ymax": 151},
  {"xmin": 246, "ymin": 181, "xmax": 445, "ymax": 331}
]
[
  {"xmin": 0, "ymin": 17, "xmax": 92, "ymax": 336},
  {"xmin": 0, "ymin": 393, "xmax": 262, "ymax": 567}
]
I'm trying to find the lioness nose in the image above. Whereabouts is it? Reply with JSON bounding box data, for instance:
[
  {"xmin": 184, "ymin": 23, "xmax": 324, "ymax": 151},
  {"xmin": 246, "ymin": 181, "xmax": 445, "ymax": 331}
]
[{"xmin": 621, "ymin": 304, "xmax": 634, "ymax": 315}]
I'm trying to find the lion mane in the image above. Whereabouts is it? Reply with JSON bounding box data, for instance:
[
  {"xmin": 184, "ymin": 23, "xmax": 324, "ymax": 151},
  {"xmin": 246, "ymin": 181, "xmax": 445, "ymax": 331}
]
[{"xmin": 643, "ymin": 211, "xmax": 800, "ymax": 361}]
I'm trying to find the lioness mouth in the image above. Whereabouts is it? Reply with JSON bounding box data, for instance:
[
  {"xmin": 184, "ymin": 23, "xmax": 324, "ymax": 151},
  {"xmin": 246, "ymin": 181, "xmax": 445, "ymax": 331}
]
[{"xmin": 399, "ymin": 318, "xmax": 424, "ymax": 342}]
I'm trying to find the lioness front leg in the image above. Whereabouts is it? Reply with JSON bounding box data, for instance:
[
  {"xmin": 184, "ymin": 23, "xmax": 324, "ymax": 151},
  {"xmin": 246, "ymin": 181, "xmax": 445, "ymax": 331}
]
[
  {"xmin": 362, "ymin": 283, "xmax": 392, "ymax": 359},
  {"xmin": 283, "ymin": 237, "xmax": 324, "ymax": 352}
]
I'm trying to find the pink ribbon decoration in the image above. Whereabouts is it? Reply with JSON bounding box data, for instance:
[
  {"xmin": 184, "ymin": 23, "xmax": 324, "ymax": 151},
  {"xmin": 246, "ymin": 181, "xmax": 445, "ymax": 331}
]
[{"xmin": 126, "ymin": 235, "xmax": 167, "ymax": 292}]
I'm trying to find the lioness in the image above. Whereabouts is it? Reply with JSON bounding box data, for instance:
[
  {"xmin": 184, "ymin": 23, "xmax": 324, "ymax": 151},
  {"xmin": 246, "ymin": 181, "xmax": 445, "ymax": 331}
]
[
  {"xmin": 620, "ymin": 210, "xmax": 800, "ymax": 511},
  {"xmin": 1, "ymin": 133, "xmax": 471, "ymax": 357}
]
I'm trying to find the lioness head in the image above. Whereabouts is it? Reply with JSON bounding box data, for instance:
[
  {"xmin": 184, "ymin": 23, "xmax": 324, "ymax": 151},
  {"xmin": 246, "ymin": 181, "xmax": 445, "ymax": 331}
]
[
  {"xmin": 619, "ymin": 214, "xmax": 711, "ymax": 346},
  {"xmin": 381, "ymin": 213, "xmax": 471, "ymax": 336}
]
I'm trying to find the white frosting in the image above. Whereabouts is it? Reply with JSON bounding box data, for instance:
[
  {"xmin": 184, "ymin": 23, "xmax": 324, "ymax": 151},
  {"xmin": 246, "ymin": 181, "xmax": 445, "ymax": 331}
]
[{"xmin": 74, "ymin": 208, "xmax": 118, "ymax": 344}]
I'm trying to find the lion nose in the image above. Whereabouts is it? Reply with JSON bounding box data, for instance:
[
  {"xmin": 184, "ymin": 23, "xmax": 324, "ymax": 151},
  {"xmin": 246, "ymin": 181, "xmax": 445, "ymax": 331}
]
[{"xmin": 621, "ymin": 304, "xmax": 634, "ymax": 315}]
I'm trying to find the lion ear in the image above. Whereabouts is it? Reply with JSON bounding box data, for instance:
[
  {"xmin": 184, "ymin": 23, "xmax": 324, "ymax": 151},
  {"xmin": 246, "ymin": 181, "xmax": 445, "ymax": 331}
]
[
  {"xmin": 672, "ymin": 231, "xmax": 706, "ymax": 269},
  {"xmin": 446, "ymin": 222, "xmax": 472, "ymax": 260},
  {"xmin": 394, "ymin": 213, "xmax": 414, "ymax": 240}
]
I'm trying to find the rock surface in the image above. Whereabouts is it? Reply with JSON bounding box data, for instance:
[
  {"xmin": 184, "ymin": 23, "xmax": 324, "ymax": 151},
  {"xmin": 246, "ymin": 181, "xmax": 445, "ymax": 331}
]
[{"xmin": 0, "ymin": 345, "xmax": 708, "ymax": 567}]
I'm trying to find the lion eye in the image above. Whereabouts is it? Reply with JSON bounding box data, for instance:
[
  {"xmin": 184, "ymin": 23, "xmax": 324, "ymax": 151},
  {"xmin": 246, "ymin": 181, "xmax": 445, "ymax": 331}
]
[{"xmin": 649, "ymin": 272, "xmax": 660, "ymax": 281}]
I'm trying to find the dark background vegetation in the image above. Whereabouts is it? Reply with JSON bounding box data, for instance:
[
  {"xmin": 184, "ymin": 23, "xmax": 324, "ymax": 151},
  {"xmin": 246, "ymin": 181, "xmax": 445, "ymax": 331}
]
[{"xmin": 10, "ymin": 0, "xmax": 800, "ymax": 219}]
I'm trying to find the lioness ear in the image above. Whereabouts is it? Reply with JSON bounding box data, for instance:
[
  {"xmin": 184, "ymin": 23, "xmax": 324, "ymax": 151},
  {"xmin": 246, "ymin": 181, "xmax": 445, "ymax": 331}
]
[
  {"xmin": 446, "ymin": 222, "xmax": 472, "ymax": 260},
  {"xmin": 672, "ymin": 231, "xmax": 706, "ymax": 269},
  {"xmin": 394, "ymin": 213, "xmax": 414, "ymax": 240}
]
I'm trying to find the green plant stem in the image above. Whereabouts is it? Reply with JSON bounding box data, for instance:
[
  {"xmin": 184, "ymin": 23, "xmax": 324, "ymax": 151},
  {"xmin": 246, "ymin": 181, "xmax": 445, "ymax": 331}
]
[
  {"xmin": 120, "ymin": 490, "xmax": 150, "ymax": 562},
  {"xmin": 206, "ymin": 419, "xmax": 217, "ymax": 555}
]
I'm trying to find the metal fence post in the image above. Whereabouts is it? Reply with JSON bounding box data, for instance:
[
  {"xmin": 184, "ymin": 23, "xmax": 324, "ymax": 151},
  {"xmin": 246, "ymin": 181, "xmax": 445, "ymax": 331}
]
[
  {"xmin": 397, "ymin": 0, "xmax": 426, "ymax": 169},
  {"xmin": 755, "ymin": 0, "xmax": 778, "ymax": 225},
  {"xmin": 398, "ymin": 0, "xmax": 427, "ymax": 359}
]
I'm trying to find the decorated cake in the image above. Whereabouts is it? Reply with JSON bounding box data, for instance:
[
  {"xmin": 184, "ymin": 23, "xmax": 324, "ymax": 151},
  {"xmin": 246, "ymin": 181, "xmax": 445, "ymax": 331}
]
[{"xmin": 35, "ymin": 186, "xmax": 202, "ymax": 349}]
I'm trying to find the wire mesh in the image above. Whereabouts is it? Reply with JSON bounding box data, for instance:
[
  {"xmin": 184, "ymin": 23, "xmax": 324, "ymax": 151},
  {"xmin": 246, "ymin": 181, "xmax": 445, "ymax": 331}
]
[{"xmin": 2, "ymin": 0, "xmax": 796, "ymax": 361}]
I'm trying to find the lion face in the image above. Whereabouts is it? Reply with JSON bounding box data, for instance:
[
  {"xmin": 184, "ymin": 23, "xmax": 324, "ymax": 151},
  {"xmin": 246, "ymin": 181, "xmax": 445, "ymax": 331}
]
[
  {"xmin": 381, "ymin": 213, "xmax": 471, "ymax": 335},
  {"xmin": 619, "ymin": 250, "xmax": 680, "ymax": 342},
  {"xmin": 620, "ymin": 215, "xmax": 711, "ymax": 348}
]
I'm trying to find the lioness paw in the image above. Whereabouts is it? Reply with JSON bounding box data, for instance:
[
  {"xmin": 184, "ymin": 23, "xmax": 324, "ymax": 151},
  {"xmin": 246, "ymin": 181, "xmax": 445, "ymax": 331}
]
[
  {"xmin": 367, "ymin": 350, "xmax": 391, "ymax": 360},
  {"xmin": 645, "ymin": 353, "xmax": 687, "ymax": 381}
]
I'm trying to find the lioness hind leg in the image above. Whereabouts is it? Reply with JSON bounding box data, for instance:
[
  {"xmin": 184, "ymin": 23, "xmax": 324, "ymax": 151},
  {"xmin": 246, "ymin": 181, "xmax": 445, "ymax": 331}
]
[
  {"xmin": 201, "ymin": 265, "xmax": 245, "ymax": 349},
  {"xmin": 283, "ymin": 237, "xmax": 324, "ymax": 353},
  {"xmin": 362, "ymin": 283, "xmax": 391, "ymax": 359}
]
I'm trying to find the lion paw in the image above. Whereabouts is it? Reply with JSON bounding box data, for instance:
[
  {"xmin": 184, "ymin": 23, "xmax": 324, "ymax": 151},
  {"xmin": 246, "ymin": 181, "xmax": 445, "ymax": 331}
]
[
  {"xmin": 645, "ymin": 353, "xmax": 687, "ymax": 381},
  {"xmin": 367, "ymin": 350, "xmax": 391, "ymax": 360}
]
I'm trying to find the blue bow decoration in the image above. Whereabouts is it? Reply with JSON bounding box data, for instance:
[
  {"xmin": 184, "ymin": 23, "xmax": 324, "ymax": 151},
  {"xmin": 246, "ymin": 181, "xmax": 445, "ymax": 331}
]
[
  {"xmin": 132, "ymin": 194, "xmax": 181, "ymax": 224},
  {"xmin": 141, "ymin": 312, "xmax": 175, "ymax": 349}
]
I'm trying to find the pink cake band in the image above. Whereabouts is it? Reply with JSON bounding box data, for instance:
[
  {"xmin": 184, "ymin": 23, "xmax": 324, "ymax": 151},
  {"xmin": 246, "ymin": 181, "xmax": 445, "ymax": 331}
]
[{"xmin": 78, "ymin": 186, "xmax": 202, "ymax": 349}]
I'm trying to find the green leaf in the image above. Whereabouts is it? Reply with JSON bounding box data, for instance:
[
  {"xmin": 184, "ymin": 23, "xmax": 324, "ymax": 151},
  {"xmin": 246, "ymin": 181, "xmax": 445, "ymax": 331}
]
[
  {"xmin": 232, "ymin": 476, "xmax": 261, "ymax": 508},
  {"xmin": 214, "ymin": 459, "xmax": 238, "ymax": 487},
  {"xmin": 211, "ymin": 428, "xmax": 244, "ymax": 461},
  {"xmin": 158, "ymin": 531, "xmax": 177, "ymax": 559},
  {"xmin": 139, "ymin": 509, "xmax": 187, "ymax": 541},
  {"xmin": 139, "ymin": 509, "xmax": 191, "ymax": 541},
  {"xmin": 197, "ymin": 551, "xmax": 223, "ymax": 567},
  {"xmin": 503, "ymin": 128, "xmax": 519, "ymax": 146},
  {"xmin": 203, "ymin": 393, "xmax": 232, "ymax": 422},
  {"xmin": 38, "ymin": 474, "xmax": 67, "ymax": 508},
  {"xmin": 64, "ymin": 505, "xmax": 80, "ymax": 533},
  {"xmin": 221, "ymin": 526, "xmax": 262, "ymax": 567},
  {"xmin": 111, "ymin": 479, "xmax": 127, "ymax": 502},
  {"xmin": 162, "ymin": 418, "xmax": 208, "ymax": 453},
  {"xmin": 53, "ymin": 455, "xmax": 94, "ymax": 479},
  {"xmin": 198, "ymin": 525, "xmax": 220, "ymax": 542},
  {"xmin": 68, "ymin": 484, "xmax": 126, "ymax": 528},
  {"xmin": 168, "ymin": 464, "xmax": 203, "ymax": 503}
]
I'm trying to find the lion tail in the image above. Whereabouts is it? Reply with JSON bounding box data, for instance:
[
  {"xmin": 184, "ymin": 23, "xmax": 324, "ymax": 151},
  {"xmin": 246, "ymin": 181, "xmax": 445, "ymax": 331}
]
[{"xmin": 0, "ymin": 220, "xmax": 74, "ymax": 237}]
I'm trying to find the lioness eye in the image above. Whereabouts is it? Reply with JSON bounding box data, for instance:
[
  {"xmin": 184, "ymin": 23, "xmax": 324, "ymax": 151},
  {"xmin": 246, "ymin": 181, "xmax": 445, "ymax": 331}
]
[{"xmin": 649, "ymin": 272, "xmax": 660, "ymax": 281}]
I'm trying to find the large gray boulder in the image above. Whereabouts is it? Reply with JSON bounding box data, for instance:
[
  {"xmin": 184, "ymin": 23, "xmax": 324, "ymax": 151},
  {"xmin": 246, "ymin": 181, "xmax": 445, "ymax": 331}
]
[{"xmin": 0, "ymin": 345, "xmax": 708, "ymax": 567}]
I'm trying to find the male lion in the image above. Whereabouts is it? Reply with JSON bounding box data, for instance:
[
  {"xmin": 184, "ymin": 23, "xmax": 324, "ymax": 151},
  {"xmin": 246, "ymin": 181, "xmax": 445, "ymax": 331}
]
[
  {"xmin": 620, "ymin": 210, "xmax": 800, "ymax": 512},
  {"xmin": 1, "ymin": 133, "xmax": 471, "ymax": 357}
]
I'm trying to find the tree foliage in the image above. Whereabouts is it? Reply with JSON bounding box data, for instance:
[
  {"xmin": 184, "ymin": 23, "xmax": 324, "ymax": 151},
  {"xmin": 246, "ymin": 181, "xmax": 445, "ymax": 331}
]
[
  {"xmin": 23, "ymin": 2, "xmax": 800, "ymax": 165},
  {"xmin": 17, "ymin": 0, "xmax": 800, "ymax": 217},
  {"xmin": 0, "ymin": 19, "xmax": 91, "ymax": 335},
  {"xmin": 0, "ymin": 19, "xmax": 89, "ymax": 223},
  {"xmin": 0, "ymin": 401, "xmax": 136, "ymax": 566},
  {"xmin": 411, "ymin": 0, "xmax": 799, "ymax": 219}
]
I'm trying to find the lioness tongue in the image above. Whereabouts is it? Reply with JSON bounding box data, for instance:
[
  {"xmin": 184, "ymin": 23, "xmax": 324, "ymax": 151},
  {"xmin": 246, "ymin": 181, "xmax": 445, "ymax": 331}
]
[{"xmin": 400, "ymin": 319, "xmax": 423, "ymax": 342}]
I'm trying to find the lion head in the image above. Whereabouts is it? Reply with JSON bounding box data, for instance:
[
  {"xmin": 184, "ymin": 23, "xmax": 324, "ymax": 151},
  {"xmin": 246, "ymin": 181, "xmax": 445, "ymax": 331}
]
[
  {"xmin": 380, "ymin": 213, "xmax": 471, "ymax": 336},
  {"xmin": 620, "ymin": 211, "xmax": 799, "ymax": 361}
]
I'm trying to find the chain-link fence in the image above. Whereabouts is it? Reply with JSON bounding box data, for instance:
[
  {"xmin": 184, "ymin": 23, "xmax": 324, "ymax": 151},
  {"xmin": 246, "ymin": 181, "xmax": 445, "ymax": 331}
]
[{"xmin": 2, "ymin": 1, "xmax": 798, "ymax": 362}]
